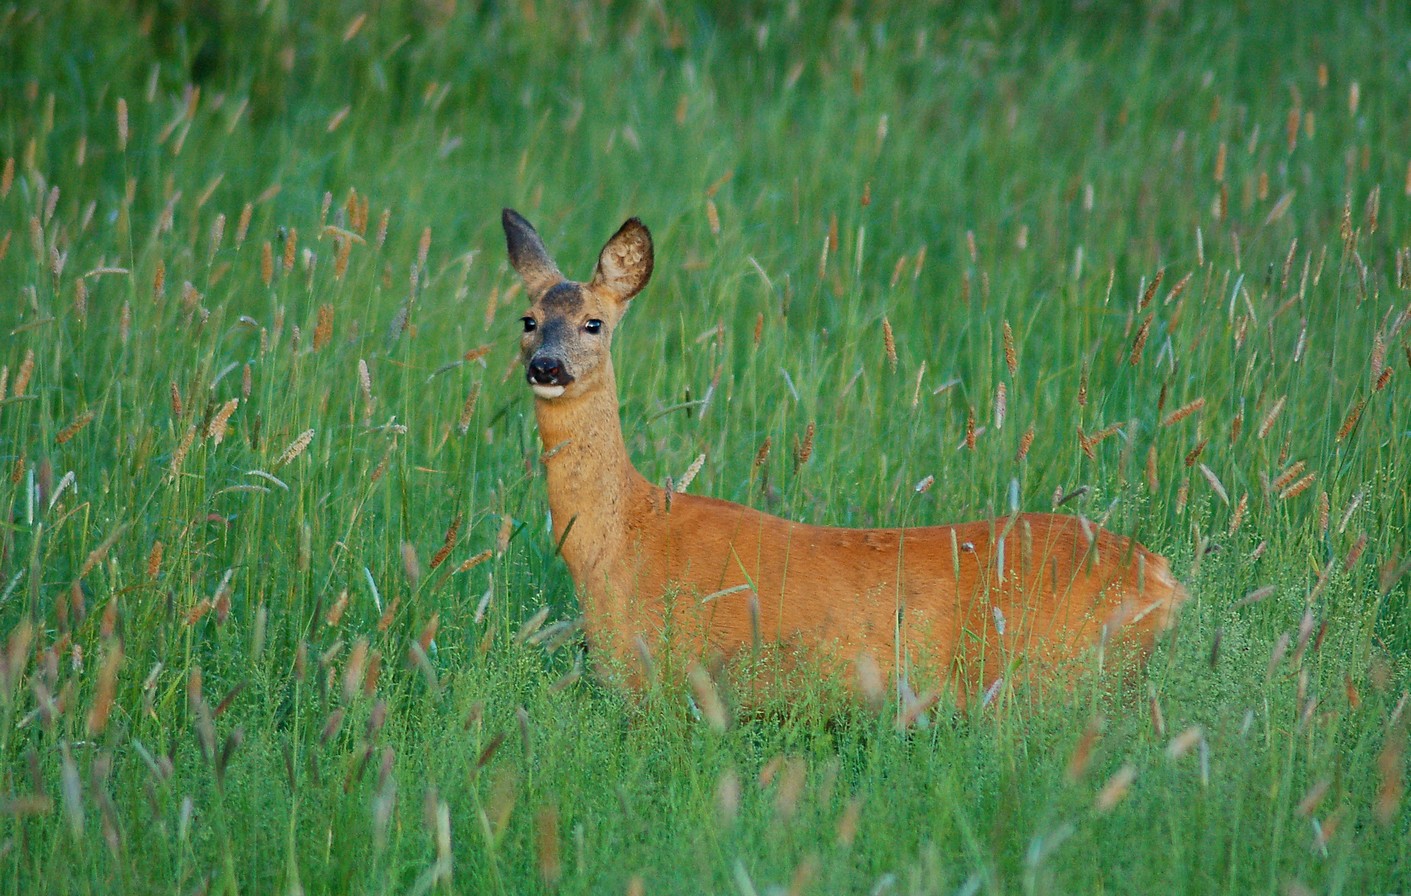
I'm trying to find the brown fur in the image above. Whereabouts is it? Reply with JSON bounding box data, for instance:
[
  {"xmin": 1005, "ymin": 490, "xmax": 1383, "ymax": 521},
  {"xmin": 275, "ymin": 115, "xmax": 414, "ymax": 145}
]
[{"xmin": 503, "ymin": 209, "xmax": 1189, "ymax": 704}]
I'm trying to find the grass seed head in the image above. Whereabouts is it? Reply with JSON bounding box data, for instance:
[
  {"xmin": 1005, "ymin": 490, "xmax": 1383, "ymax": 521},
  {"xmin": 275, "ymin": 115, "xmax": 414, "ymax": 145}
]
[
  {"xmin": 207, "ymin": 399, "xmax": 238, "ymax": 444},
  {"xmin": 1258, "ymin": 395, "xmax": 1287, "ymax": 439},
  {"xmin": 1017, "ymin": 425, "xmax": 1035, "ymax": 463},
  {"xmin": 273, "ymin": 428, "xmax": 315, "ymax": 467},
  {"xmin": 1336, "ymin": 399, "xmax": 1365, "ymax": 442},
  {"xmin": 1095, "ymin": 763, "xmax": 1136, "ymax": 812},
  {"xmin": 14, "ymin": 349, "xmax": 34, "ymax": 397},
  {"xmin": 1161, "ymin": 397, "xmax": 1205, "ymax": 427},
  {"xmin": 313, "ymin": 303, "xmax": 334, "ymax": 350},
  {"xmin": 56, "ymin": 410, "xmax": 94, "ymax": 445},
  {"xmin": 687, "ymin": 663, "xmax": 730, "ymax": 732},
  {"xmin": 716, "ymin": 768, "xmax": 741, "ymax": 824},
  {"xmin": 282, "ymin": 227, "xmax": 298, "ymax": 272},
  {"xmin": 1129, "ymin": 313, "xmax": 1153, "ymax": 365},
  {"xmin": 535, "ymin": 804, "xmax": 561, "ymax": 886}
]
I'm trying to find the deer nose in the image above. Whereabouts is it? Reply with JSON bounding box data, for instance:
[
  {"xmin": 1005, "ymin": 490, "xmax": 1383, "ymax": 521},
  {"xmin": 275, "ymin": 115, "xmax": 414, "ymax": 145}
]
[{"xmin": 527, "ymin": 356, "xmax": 573, "ymax": 387}]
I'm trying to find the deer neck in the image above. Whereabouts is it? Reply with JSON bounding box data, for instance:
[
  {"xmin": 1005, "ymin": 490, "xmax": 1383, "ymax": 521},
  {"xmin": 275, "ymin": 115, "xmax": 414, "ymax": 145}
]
[{"xmin": 532, "ymin": 362, "xmax": 646, "ymax": 579}]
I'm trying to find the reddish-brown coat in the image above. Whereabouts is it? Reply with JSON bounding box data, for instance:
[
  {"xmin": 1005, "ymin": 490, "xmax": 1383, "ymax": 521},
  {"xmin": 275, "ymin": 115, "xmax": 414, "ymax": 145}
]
[{"xmin": 504, "ymin": 208, "xmax": 1188, "ymax": 701}]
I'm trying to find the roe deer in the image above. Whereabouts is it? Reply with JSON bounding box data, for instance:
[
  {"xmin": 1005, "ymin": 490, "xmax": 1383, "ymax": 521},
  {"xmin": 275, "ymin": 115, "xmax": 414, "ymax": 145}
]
[{"xmin": 503, "ymin": 208, "xmax": 1188, "ymax": 705}]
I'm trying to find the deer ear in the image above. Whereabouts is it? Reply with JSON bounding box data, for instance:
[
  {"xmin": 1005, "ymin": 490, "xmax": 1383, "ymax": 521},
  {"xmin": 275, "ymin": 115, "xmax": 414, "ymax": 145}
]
[
  {"xmin": 502, "ymin": 208, "xmax": 564, "ymax": 295},
  {"xmin": 590, "ymin": 218, "xmax": 654, "ymax": 304}
]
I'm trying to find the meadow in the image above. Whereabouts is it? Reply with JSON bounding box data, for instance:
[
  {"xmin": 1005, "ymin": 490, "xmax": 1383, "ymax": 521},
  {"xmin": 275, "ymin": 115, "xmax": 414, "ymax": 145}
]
[{"xmin": 0, "ymin": 1, "xmax": 1409, "ymax": 892}]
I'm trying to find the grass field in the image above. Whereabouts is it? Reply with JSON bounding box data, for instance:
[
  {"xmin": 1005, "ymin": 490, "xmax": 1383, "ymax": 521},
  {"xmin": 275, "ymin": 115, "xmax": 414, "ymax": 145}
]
[{"xmin": 1, "ymin": 1, "xmax": 1410, "ymax": 892}]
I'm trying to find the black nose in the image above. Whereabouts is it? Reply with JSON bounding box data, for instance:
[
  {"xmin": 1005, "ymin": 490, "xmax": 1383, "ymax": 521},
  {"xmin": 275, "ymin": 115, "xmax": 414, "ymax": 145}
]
[{"xmin": 527, "ymin": 357, "xmax": 573, "ymax": 386}]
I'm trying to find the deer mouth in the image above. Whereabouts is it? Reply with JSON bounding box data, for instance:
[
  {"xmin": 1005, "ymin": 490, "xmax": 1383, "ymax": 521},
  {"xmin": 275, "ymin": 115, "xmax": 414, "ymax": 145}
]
[{"xmin": 530, "ymin": 383, "xmax": 567, "ymax": 399}]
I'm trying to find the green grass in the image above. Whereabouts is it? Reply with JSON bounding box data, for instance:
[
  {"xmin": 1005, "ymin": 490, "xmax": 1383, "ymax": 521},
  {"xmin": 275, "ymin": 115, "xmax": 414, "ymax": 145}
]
[{"xmin": 1, "ymin": 1, "xmax": 1409, "ymax": 892}]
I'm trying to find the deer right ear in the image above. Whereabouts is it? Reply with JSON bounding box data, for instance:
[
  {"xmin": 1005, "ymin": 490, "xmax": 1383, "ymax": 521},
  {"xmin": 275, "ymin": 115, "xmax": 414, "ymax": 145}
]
[
  {"xmin": 591, "ymin": 217, "xmax": 654, "ymax": 304},
  {"xmin": 502, "ymin": 208, "xmax": 564, "ymax": 296}
]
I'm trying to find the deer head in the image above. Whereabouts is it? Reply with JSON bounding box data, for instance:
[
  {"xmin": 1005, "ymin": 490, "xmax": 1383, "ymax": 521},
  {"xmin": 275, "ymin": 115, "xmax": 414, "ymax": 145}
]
[{"xmin": 502, "ymin": 208, "xmax": 654, "ymax": 401}]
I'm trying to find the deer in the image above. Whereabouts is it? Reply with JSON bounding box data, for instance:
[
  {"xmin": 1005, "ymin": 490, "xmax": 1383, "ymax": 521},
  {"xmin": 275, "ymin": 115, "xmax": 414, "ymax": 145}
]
[{"xmin": 502, "ymin": 207, "xmax": 1189, "ymax": 709}]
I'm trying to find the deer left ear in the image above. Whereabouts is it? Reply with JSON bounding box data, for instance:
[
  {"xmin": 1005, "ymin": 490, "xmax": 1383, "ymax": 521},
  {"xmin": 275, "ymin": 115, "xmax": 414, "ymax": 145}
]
[
  {"xmin": 591, "ymin": 218, "xmax": 654, "ymax": 304},
  {"xmin": 503, "ymin": 208, "xmax": 565, "ymax": 296}
]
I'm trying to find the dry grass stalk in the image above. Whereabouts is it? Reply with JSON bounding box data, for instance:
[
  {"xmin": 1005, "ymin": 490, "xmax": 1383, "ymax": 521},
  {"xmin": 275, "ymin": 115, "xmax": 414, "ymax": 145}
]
[
  {"xmin": 705, "ymin": 198, "xmax": 720, "ymax": 236},
  {"xmin": 1, "ymin": 157, "xmax": 12, "ymax": 198}
]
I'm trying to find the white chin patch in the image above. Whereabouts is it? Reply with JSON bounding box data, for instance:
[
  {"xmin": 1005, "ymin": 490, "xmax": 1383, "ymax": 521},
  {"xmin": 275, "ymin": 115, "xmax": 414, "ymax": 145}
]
[{"xmin": 531, "ymin": 384, "xmax": 566, "ymax": 399}]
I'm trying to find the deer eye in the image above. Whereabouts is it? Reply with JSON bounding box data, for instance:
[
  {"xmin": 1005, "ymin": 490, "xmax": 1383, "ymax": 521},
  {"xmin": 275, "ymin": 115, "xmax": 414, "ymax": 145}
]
[
  {"xmin": 521, "ymin": 317, "xmax": 537, "ymax": 333},
  {"xmin": 584, "ymin": 319, "xmax": 604, "ymax": 334}
]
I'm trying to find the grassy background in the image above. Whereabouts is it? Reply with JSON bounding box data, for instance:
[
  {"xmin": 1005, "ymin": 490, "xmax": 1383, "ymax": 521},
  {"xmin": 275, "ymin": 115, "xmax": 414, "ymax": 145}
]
[{"xmin": 1, "ymin": 1, "xmax": 1409, "ymax": 892}]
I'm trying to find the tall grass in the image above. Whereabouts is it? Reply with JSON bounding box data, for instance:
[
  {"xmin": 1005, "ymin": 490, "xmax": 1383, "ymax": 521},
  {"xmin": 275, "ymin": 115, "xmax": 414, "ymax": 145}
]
[{"xmin": 0, "ymin": 1, "xmax": 1408, "ymax": 892}]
